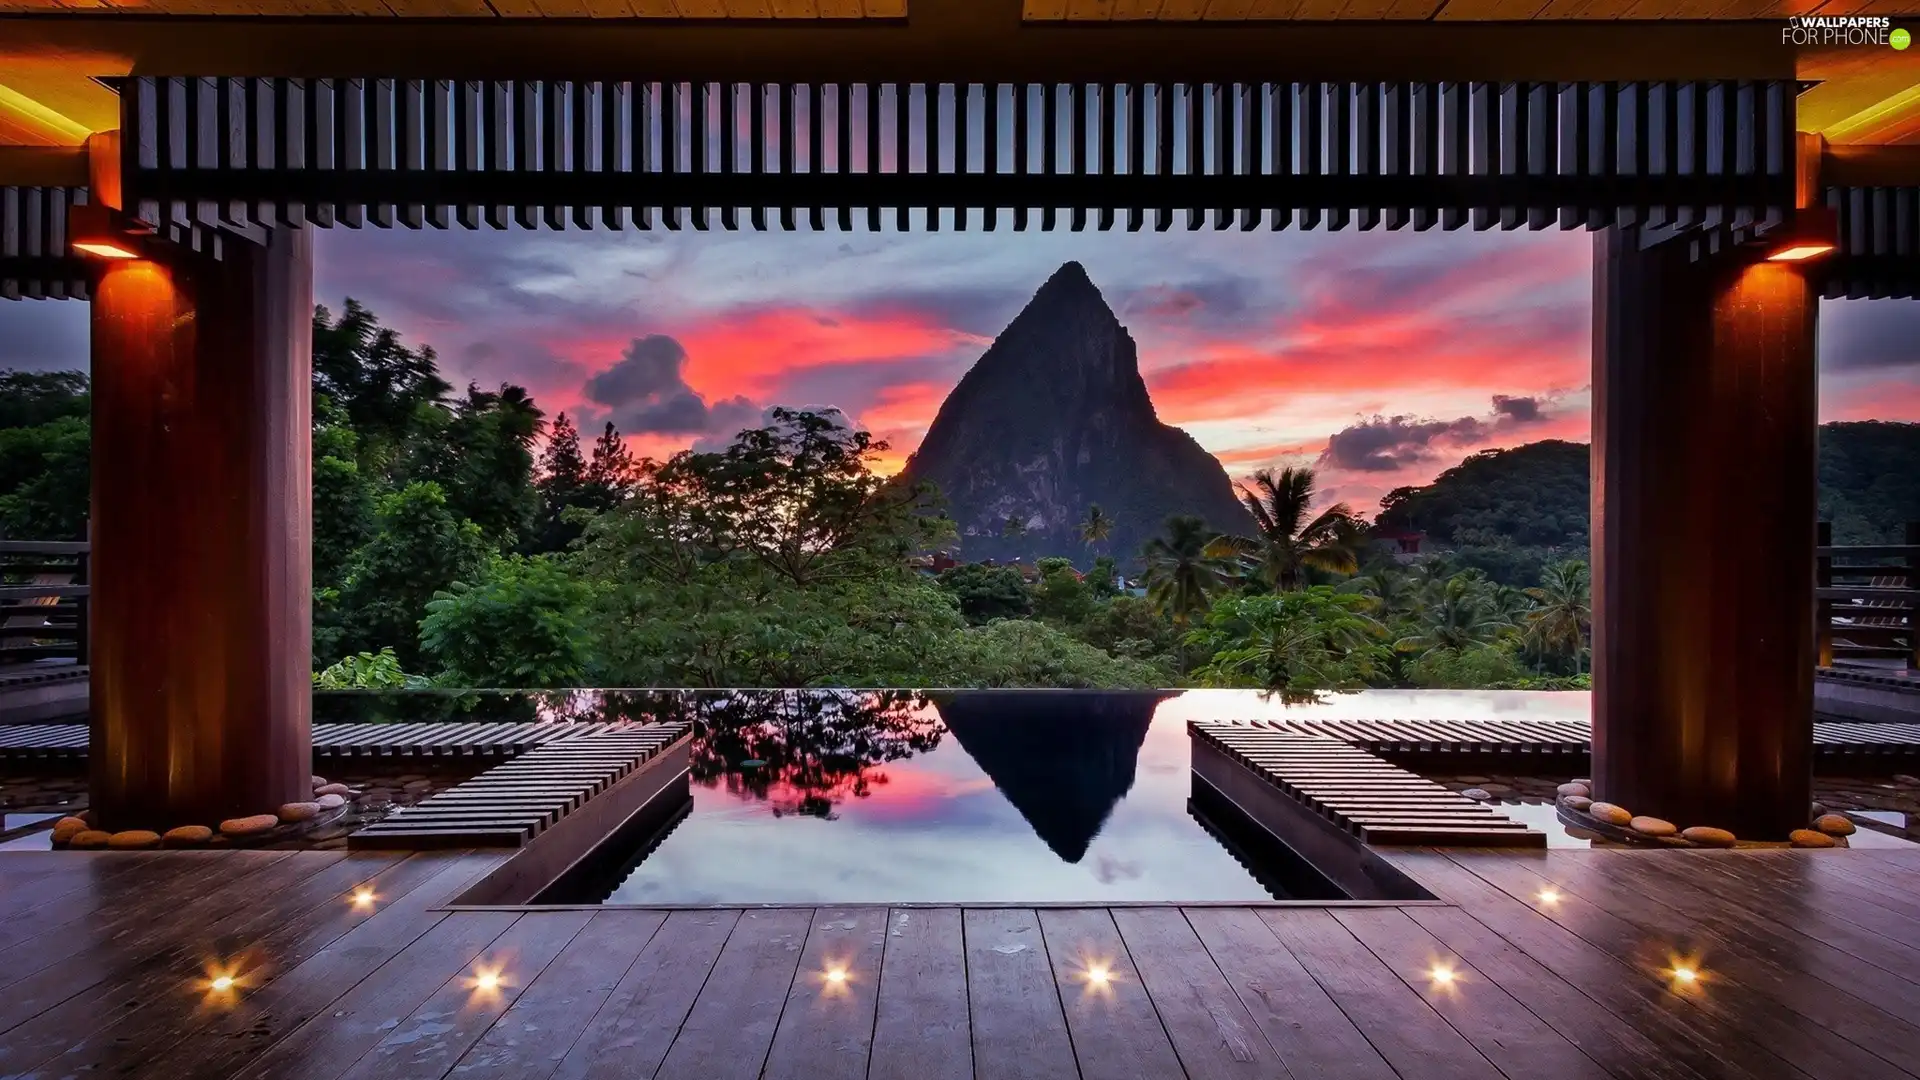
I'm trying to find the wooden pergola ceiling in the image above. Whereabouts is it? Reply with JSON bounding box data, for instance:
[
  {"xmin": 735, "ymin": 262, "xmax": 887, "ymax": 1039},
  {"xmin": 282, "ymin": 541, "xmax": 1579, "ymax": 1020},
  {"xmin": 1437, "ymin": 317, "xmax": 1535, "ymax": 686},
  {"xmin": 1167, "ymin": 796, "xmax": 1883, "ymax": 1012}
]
[{"xmin": 1025, "ymin": 0, "xmax": 1920, "ymax": 15}]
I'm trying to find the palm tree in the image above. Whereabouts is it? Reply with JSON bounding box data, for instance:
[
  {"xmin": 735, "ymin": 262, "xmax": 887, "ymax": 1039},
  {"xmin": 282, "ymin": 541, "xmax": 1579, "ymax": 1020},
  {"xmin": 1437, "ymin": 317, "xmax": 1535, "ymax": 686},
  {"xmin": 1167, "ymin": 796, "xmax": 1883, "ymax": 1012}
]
[
  {"xmin": 1394, "ymin": 574, "xmax": 1513, "ymax": 653},
  {"xmin": 1142, "ymin": 515, "xmax": 1240, "ymax": 626},
  {"xmin": 1079, "ymin": 504, "xmax": 1112, "ymax": 550},
  {"xmin": 1343, "ymin": 569, "xmax": 1420, "ymax": 620},
  {"xmin": 1001, "ymin": 515, "xmax": 1027, "ymax": 538},
  {"xmin": 1525, "ymin": 559, "xmax": 1592, "ymax": 673},
  {"xmin": 1215, "ymin": 467, "xmax": 1367, "ymax": 591}
]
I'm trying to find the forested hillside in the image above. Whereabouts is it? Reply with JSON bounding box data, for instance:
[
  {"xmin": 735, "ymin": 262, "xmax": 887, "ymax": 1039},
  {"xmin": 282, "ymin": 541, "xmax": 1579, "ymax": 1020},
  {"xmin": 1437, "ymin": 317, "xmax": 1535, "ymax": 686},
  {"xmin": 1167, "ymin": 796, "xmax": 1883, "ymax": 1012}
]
[{"xmin": 1370, "ymin": 425, "xmax": 1920, "ymax": 583}]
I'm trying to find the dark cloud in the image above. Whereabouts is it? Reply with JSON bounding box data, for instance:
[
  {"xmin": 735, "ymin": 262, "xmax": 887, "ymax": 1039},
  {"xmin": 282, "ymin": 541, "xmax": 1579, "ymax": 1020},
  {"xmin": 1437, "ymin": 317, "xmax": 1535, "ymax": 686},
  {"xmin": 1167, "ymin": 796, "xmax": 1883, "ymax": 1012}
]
[
  {"xmin": 1820, "ymin": 300, "xmax": 1920, "ymax": 373},
  {"xmin": 583, "ymin": 335, "xmax": 758, "ymax": 437},
  {"xmin": 0, "ymin": 300, "xmax": 90, "ymax": 374},
  {"xmin": 1492, "ymin": 394, "xmax": 1545, "ymax": 424},
  {"xmin": 1119, "ymin": 274, "xmax": 1261, "ymax": 322},
  {"xmin": 1321, "ymin": 415, "xmax": 1489, "ymax": 472},
  {"xmin": 1321, "ymin": 393, "xmax": 1557, "ymax": 472}
]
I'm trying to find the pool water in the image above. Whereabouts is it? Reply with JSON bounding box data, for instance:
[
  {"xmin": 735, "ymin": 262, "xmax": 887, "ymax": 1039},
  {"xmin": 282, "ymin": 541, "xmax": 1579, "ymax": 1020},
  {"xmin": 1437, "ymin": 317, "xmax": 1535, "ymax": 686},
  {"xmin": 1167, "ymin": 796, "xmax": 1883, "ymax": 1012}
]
[{"xmin": 574, "ymin": 690, "xmax": 1343, "ymax": 904}]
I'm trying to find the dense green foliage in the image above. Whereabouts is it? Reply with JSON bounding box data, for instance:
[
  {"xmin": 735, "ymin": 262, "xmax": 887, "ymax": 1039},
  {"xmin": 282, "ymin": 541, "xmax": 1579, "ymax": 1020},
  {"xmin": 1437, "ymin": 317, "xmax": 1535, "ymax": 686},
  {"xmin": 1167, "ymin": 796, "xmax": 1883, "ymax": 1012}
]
[
  {"xmin": 1374, "ymin": 427, "xmax": 1920, "ymax": 578},
  {"xmin": 5, "ymin": 304, "xmax": 1913, "ymax": 691},
  {"xmin": 0, "ymin": 372, "xmax": 90, "ymax": 539},
  {"xmin": 1819, "ymin": 422, "xmax": 1920, "ymax": 545}
]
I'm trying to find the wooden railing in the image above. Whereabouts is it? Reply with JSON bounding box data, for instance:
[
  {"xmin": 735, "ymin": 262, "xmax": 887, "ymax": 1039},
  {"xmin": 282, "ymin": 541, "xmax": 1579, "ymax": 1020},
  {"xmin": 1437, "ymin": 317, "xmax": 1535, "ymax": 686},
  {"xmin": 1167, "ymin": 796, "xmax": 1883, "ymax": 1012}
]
[
  {"xmin": 1817, "ymin": 521, "xmax": 1918, "ymax": 672},
  {"xmin": 0, "ymin": 538, "xmax": 89, "ymax": 668}
]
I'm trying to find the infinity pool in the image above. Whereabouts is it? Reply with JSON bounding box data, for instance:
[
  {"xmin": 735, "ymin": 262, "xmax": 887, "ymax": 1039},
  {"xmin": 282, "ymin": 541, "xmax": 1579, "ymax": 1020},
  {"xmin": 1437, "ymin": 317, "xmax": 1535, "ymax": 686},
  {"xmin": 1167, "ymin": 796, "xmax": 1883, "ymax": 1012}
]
[
  {"xmin": 313, "ymin": 687, "xmax": 1592, "ymax": 904},
  {"xmin": 576, "ymin": 690, "xmax": 1344, "ymax": 904}
]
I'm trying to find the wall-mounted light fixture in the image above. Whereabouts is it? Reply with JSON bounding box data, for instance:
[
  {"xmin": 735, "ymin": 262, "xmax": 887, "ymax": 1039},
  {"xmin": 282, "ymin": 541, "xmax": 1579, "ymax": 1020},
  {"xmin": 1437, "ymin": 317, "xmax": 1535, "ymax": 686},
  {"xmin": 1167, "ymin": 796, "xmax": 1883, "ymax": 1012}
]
[
  {"xmin": 68, "ymin": 202, "xmax": 155, "ymax": 261},
  {"xmin": 1760, "ymin": 205, "xmax": 1839, "ymax": 263}
]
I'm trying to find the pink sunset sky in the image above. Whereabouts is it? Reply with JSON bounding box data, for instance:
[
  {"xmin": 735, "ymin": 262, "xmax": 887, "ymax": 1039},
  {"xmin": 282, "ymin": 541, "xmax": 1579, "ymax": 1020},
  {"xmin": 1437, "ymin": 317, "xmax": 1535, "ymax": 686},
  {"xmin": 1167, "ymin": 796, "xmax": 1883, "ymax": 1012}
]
[{"xmin": 4, "ymin": 224, "xmax": 1916, "ymax": 516}]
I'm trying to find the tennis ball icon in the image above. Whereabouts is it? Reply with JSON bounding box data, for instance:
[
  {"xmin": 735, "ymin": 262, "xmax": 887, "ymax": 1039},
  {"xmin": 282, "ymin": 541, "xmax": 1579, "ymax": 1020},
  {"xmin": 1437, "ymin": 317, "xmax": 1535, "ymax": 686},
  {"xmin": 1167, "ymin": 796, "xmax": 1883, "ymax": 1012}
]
[{"xmin": 1894, "ymin": 27, "xmax": 1911, "ymax": 49}]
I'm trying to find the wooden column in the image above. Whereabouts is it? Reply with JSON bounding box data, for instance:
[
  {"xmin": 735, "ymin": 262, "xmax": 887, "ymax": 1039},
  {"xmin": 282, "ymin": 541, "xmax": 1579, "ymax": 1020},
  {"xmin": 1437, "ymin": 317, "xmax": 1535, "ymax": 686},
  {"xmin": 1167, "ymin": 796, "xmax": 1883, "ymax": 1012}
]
[
  {"xmin": 89, "ymin": 228, "xmax": 313, "ymax": 831},
  {"xmin": 1591, "ymin": 228, "xmax": 1818, "ymax": 840}
]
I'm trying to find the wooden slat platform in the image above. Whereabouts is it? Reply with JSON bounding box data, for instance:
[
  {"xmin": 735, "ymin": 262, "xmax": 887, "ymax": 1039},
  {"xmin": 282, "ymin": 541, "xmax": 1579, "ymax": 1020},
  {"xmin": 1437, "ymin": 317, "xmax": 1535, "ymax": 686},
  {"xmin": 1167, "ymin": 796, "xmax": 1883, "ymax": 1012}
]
[
  {"xmin": 11, "ymin": 713, "xmax": 1920, "ymax": 766},
  {"xmin": 2, "ymin": 847, "xmax": 1918, "ymax": 1080},
  {"xmin": 350, "ymin": 725, "xmax": 690, "ymax": 850},
  {"xmin": 0, "ymin": 720, "xmax": 639, "ymax": 763},
  {"xmin": 1229, "ymin": 715, "xmax": 1920, "ymax": 759},
  {"xmin": 1192, "ymin": 721, "xmax": 1547, "ymax": 847}
]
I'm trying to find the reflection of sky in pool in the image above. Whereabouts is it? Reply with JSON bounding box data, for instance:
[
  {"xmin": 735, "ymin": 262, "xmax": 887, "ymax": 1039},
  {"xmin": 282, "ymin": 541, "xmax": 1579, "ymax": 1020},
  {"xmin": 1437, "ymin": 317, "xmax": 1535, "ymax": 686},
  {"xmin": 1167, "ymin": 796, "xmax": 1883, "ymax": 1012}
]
[
  {"xmin": 601, "ymin": 691, "xmax": 1289, "ymax": 904},
  {"xmin": 581, "ymin": 688, "xmax": 1587, "ymax": 904},
  {"xmin": 311, "ymin": 686, "xmax": 1600, "ymax": 903}
]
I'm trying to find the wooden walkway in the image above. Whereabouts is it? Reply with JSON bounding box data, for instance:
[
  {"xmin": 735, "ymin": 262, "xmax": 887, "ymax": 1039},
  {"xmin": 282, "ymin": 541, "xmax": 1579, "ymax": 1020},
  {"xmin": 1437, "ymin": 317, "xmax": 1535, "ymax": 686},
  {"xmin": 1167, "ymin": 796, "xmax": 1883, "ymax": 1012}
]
[
  {"xmin": 0, "ymin": 720, "xmax": 640, "ymax": 763},
  {"xmin": 2, "ymin": 847, "xmax": 1918, "ymax": 1080}
]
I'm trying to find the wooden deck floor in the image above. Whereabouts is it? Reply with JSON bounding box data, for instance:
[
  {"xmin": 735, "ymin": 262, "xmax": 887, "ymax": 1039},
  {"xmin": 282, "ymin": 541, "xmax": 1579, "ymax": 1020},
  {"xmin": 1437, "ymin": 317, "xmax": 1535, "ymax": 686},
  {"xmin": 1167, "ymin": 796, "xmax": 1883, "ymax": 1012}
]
[{"xmin": 1, "ymin": 848, "xmax": 1918, "ymax": 1080}]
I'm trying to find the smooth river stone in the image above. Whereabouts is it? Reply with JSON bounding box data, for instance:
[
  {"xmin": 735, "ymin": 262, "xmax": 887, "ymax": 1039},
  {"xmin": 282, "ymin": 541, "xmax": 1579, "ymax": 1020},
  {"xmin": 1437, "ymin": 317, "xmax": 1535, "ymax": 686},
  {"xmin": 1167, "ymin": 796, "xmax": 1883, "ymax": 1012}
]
[
  {"xmin": 277, "ymin": 802, "xmax": 321, "ymax": 823},
  {"xmin": 1680, "ymin": 826, "xmax": 1737, "ymax": 847},
  {"xmin": 51, "ymin": 816, "xmax": 89, "ymax": 843},
  {"xmin": 1588, "ymin": 802, "xmax": 1633, "ymax": 827},
  {"xmin": 1629, "ymin": 816, "xmax": 1677, "ymax": 838},
  {"xmin": 315, "ymin": 793, "xmax": 347, "ymax": 810},
  {"xmin": 1789, "ymin": 829, "xmax": 1837, "ymax": 848},
  {"xmin": 163, "ymin": 825, "xmax": 214, "ymax": 846},
  {"xmin": 1563, "ymin": 796, "xmax": 1593, "ymax": 812},
  {"xmin": 68, "ymin": 830, "xmax": 112, "ymax": 849},
  {"xmin": 220, "ymin": 814, "xmax": 279, "ymax": 837},
  {"xmin": 314, "ymin": 783, "xmax": 353, "ymax": 798},
  {"xmin": 107, "ymin": 830, "xmax": 161, "ymax": 850},
  {"xmin": 1462, "ymin": 788, "xmax": 1492, "ymax": 801},
  {"xmin": 1813, "ymin": 813, "xmax": 1856, "ymax": 836},
  {"xmin": 1556, "ymin": 782, "xmax": 1591, "ymax": 799},
  {"xmin": 311, "ymin": 775, "xmax": 328, "ymax": 789}
]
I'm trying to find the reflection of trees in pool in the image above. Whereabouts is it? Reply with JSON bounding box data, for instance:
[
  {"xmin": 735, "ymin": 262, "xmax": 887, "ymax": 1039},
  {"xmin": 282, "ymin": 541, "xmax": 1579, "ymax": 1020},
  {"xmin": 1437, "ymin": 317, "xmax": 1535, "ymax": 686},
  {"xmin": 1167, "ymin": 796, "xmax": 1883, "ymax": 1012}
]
[{"xmin": 642, "ymin": 691, "xmax": 943, "ymax": 819}]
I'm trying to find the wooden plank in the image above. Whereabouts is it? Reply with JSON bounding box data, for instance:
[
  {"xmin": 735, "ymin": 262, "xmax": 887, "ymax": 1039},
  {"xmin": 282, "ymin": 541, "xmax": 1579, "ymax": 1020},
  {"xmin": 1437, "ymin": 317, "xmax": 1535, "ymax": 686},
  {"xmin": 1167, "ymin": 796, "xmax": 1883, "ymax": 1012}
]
[
  {"xmin": 1453, "ymin": 853, "xmax": 1914, "ymax": 1080},
  {"xmin": 144, "ymin": 853, "xmax": 506, "ymax": 1080},
  {"xmin": 1386, "ymin": 852, "xmax": 1811, "ymax": 1080},
  {"xmin": 3, "ymin": 852, "xmax": 411, "ymax": 1079},
  {"xmin": 762, "ymin": 907, "xmax": 889, "ymax": 1080},
  {"xmin": 1600, "ymin": 854, "xmax": 1920, "ymax": 1018},
  {"xmin": 1333, "ymin": 907, "xmax": 1614, "ymax": 1080},
  {"xmin": 446, "ymin": 909, "xmax": 667, "ymax": 1080},
  {"xmin": 0, "ymin": 852, "xmax": 207, "ymax": 943},
  {"xmin": 0, "ymin": 851, "xmax": 304, "ymax": 1021},
  {"xmin": 1258, "ymin": 908, "xmax": 1503, "ymax": 1080},
  {"xmin": 230, "ymin": 908, "xmax": 523, "ymax": 1080},
  {"xmin": 1110, "ymin": 906, "xmax": 1288, "ymax": 1078},
  {"xmin": 332, "ymin": 910, "xmax": 594, "ymax": 1080},
  {"xmin": 963, "ymin": 908, "xmax": 1079, "ymax": 1080},
  {"xmin": 868, "ymin": 908, "xmax": 970, "ymax": 1080},
  {"xmin": 548, "ymin": 909, "xmax": 740, "ymax": 1080},
  {"xmin": 654, "ymin": 907, "xmax": 813, "ymax": 1080},
  {"xmin": 1401, "ymin": 899, "xmax": 1771, "ymax": 1080},
  {"xmin": 1037, "ymin": 907, "xmax": 1186, "ymax": 1079}
]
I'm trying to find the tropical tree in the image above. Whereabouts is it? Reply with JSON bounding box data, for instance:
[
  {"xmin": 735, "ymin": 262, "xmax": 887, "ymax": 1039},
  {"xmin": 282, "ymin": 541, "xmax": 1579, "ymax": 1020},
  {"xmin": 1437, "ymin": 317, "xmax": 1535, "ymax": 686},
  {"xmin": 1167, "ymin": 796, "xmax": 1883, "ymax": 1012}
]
[
  {"xmin": 1079, "ymin": 503, "xmax": 1113, "ymax": 551},
  {"xmin": 1342, "ymin": 569, "xmax": 1421, "ymax": 620},
  {"xmin": 1141, "ymin": 515, "xmax": 1240, "ymax": 626},
  {"xmin": 1185, "ymin": 588, "xmax": 1386, "ymax": 692},
  {"xmin": 1002, "ymin": 515, "xmax": 1028, "ymax": 538},
  {"xmin": 1214, "ymin": 467, "xmax": 1367, "ymax": 591},
  {"xmin": 1394, "ymin": 573, "xmax": 1512, "ymax": 653},
  {"xmin": 1525, "ymin": 559, "xmax": 1592, "ymax": 673}
]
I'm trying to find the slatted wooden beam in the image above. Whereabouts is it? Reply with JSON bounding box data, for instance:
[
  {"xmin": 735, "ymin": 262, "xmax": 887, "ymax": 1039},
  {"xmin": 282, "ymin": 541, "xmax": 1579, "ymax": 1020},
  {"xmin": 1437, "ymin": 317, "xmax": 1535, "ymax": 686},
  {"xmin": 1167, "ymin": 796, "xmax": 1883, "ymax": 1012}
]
[
  {"xmin": 1191, "ymin": 722, "xmax": 1546, "ymax": 847},
  {"xmin": 1823, "ymin": 182, "xmax": 1920, "ymax": 299},
  {"xmin": 350, "ymin": 724, "xmax": 691, "ymax": 850},
  {"xmin": 112, "ymin": 76, "xmax": 1798, "ymax": 235},
  {"xmin": 0, "ymin": 720, "xmax": 645, "ymax": 762},
  {"xmin": 0, "ymin": 184, "xmax": 86, "ymax": 299}
]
